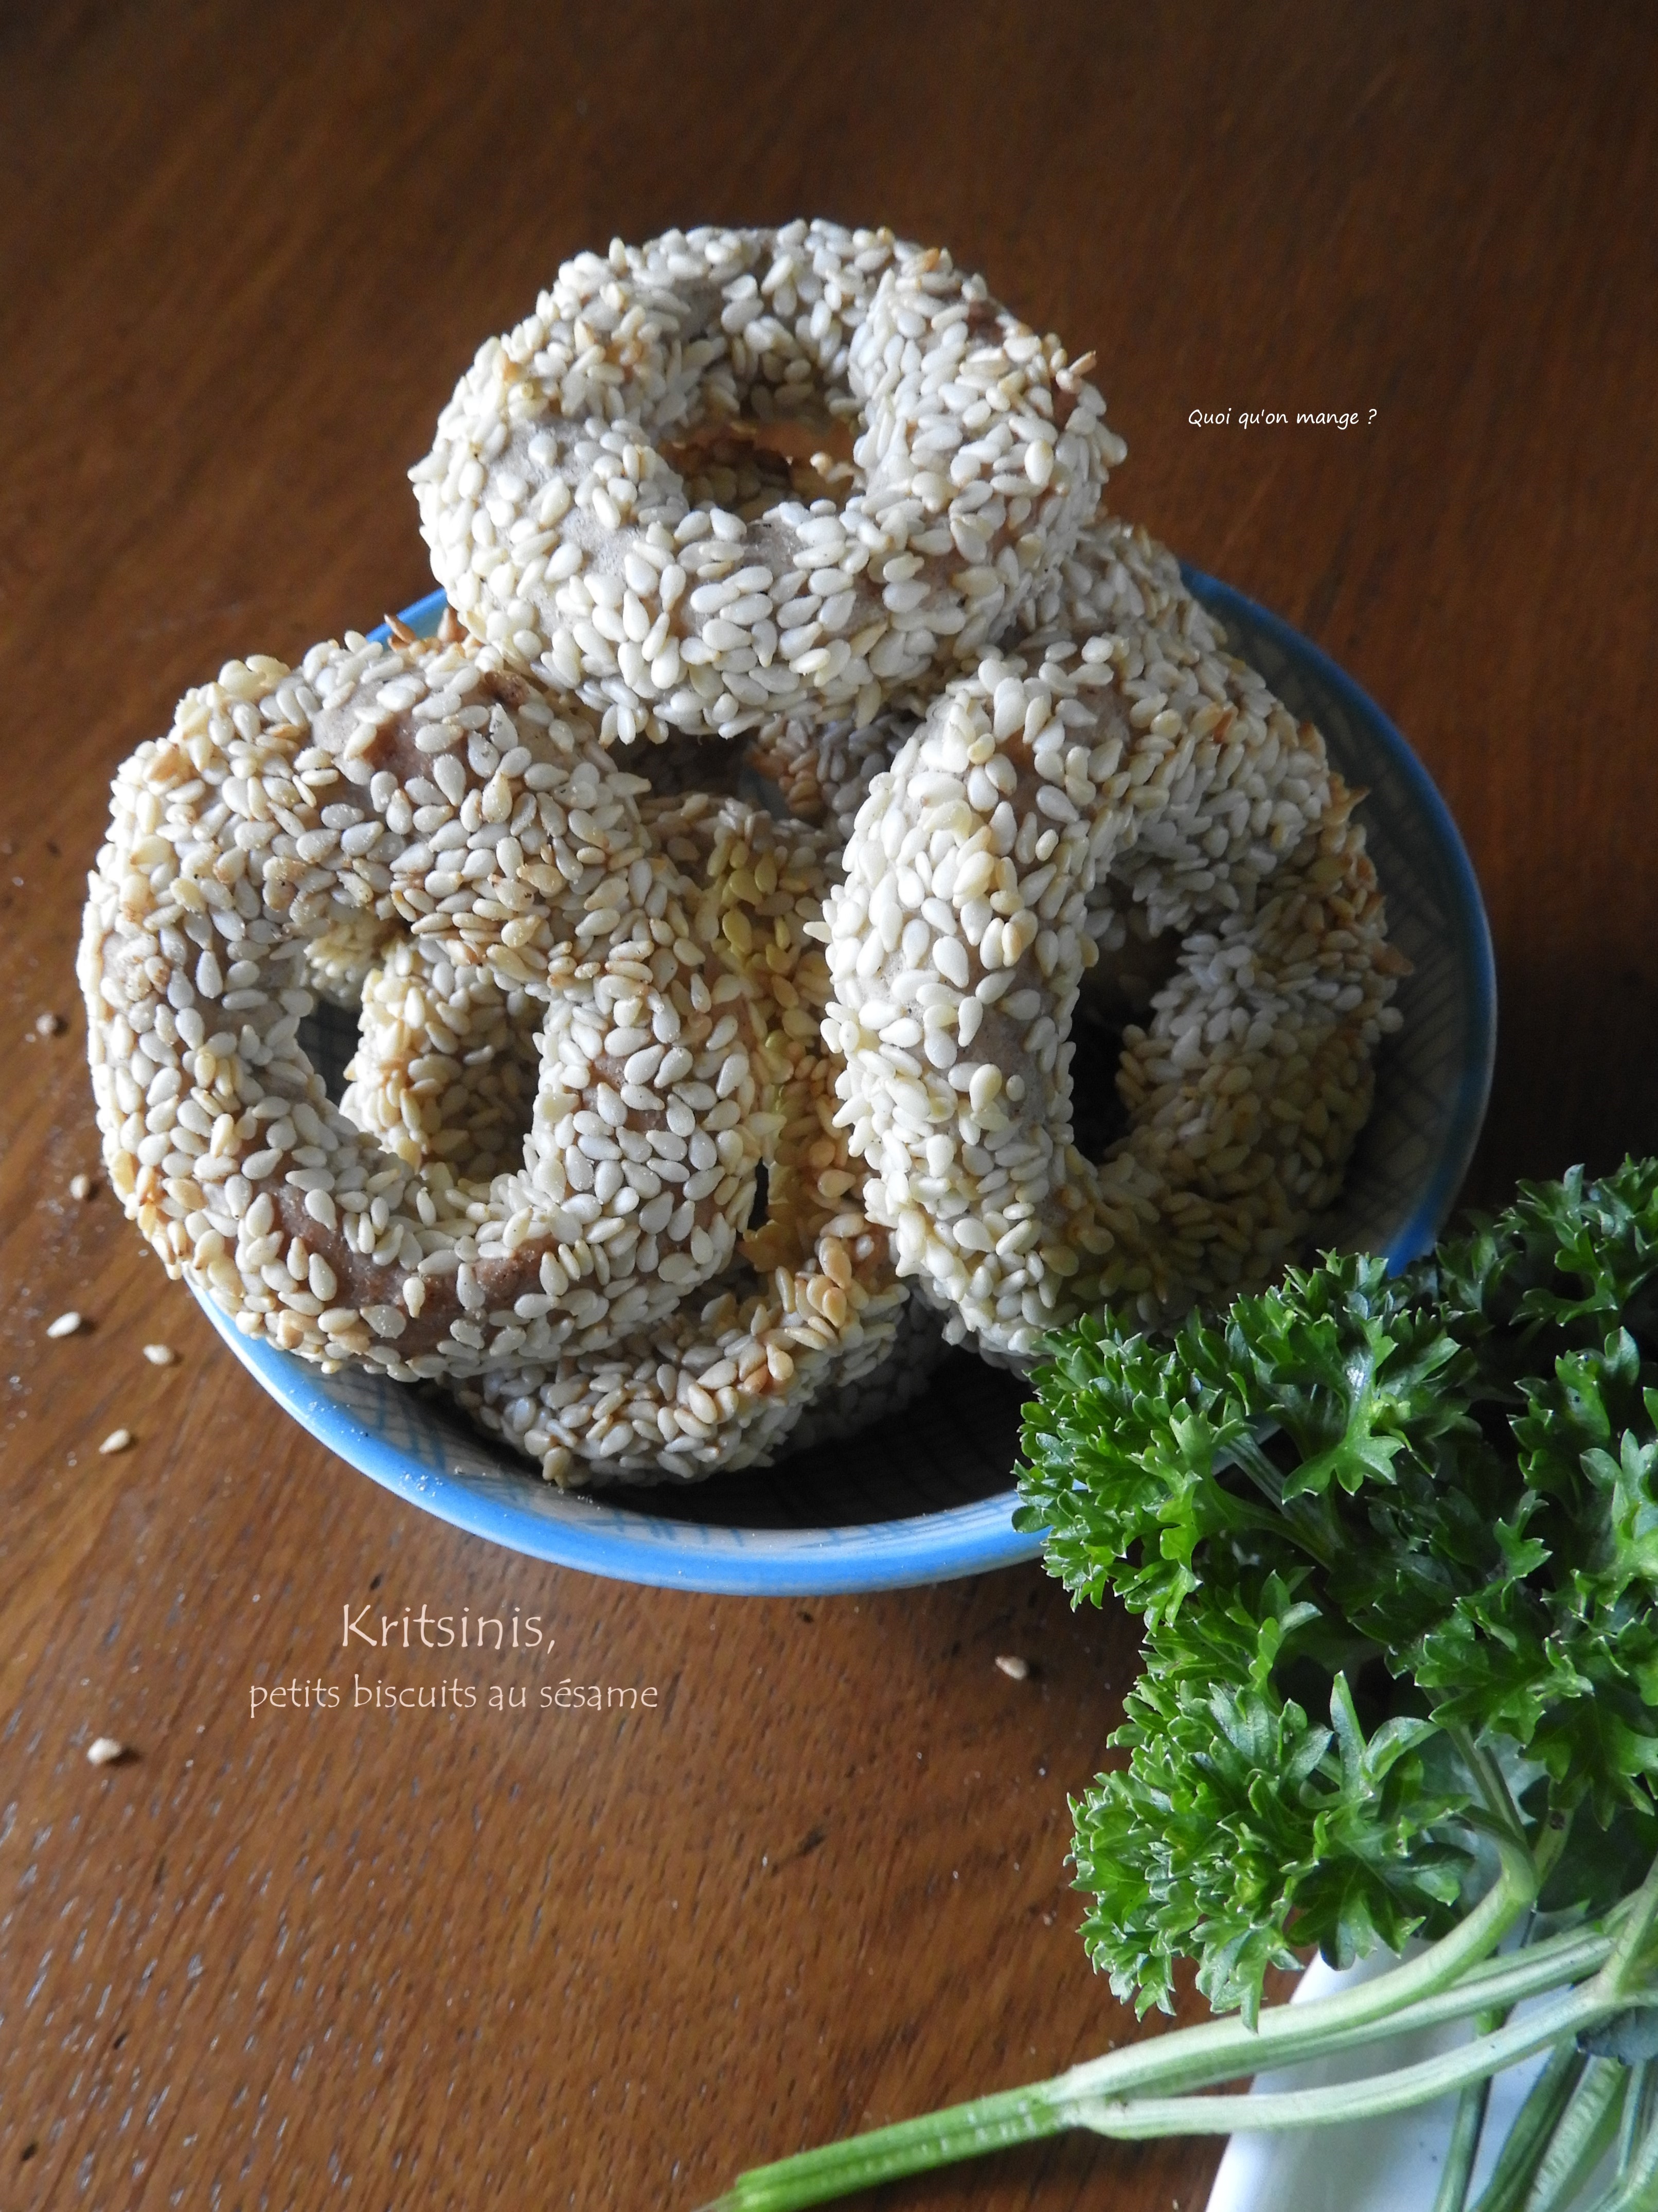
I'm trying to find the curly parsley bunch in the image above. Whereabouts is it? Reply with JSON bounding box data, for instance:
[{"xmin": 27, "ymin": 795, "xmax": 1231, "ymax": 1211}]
[
  {"xmin": 1024, "ymin": 1161, "xmax": 1658, "ymax": 2025},
  {"xmin": 712, "ymin": 1163, "xmax": 1658, "ymax": 2212}
]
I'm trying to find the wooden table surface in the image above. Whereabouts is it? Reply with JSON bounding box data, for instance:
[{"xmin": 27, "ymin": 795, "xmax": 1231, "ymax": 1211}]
[{"xmin": 4, "ymin": 6, "xmax": 1655, "ymax": 2207}]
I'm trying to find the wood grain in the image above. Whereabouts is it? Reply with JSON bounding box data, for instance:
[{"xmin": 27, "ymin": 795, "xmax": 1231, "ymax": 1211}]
[{"xmin": 3, "ymin": 4, "xmax": 1655, "ymax": 2206}]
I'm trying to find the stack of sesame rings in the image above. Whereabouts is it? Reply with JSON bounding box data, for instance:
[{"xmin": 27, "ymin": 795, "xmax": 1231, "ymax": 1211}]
[
  {"xmin": 411, "ymin": 221, "xmax": 1125, "ymax": 748},
  {"xmin": 456, "ymin": 794, "xmax": 916, "ymax": 1482},
  {"xmin": 823, "ymin": 526, "xmax": 1406, "ymax": 1361},
  {"xmin": 79, "ymin": 634, "xmax": 796, "ymax": 1381},
  {"xmin": 84, "ymin": 214, "xmax": 1413, "ymax": 1491}
]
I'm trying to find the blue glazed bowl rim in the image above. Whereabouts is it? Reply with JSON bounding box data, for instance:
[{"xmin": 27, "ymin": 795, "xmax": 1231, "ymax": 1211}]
[{"xmin": 191, "ymin": 577, "xmax": 1495, "ymax": 1594}]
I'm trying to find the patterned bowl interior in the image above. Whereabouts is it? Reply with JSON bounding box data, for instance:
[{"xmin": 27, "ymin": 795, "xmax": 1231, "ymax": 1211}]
[{"xmin": 190, "ymin": 575, "xmax": 1495, "ymax": 1594}]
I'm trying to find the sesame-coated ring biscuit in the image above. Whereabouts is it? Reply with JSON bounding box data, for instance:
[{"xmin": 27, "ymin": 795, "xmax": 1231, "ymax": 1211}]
[
  {"xmin": 824, "ymin": 531, "xmax": 1406, "ymax": 1359},
  {"xmin": 456, "ymin": 793, "xmax": 916, "ymax": 1482},
  {"xmin": 79, "ymin": 636, "xmax": 781, "ymax": 1381},
  {"xmin": 412, "ymin": 221, "xmax": 1125, "ymax": 747}
]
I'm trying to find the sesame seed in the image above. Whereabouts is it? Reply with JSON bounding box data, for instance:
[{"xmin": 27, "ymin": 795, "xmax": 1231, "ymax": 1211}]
[
  {"xmin": 47, "ymin": 1311, "xmax": 84, "ymax": 1338},
  {"xmin": 99, "ymin": 1428, "xmax": 133, "ymax": 1455}
]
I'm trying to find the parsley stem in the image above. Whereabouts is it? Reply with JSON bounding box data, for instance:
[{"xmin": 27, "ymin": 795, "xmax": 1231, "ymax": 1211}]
[
  {"xmin": 713, "ymin": 1974, "xmax": 1649, "ymax": 2212},
  {"xmin": 704, "ymin": 1854, "xmax": 1546, "ymax": 2210},
  {"xmin": 1451, "ymin": 1727, "xmax": 1534, "ymax": 1866},
  {"xmin": 1463, "ymin": 2041, "xmax": 1586, "ymax": 2212},
  {"xmin": 1616, "ymin": 2061, "xmax": 1654, "ymax": 2179},
  {"xmin": 1516, "ymin": 2057, "xmax": 1627, "ymax": 2212},
  {"xmin": 1071, "ymin": 1835, "xmax": 1540, "ymax": 2097},
  {"xmin": 1064, "ymin": 1981, "xmax": 1626, "ymax": 2138},
  {"xmin": 1431, "ymin": 2075, "xmax": 1493, "ymax": 2212},
  {"xmin": 1598, "ymin": 1854, "xmax": 1658, "ymax": 2003},
  {"xmin": 1592, "ymin": 2099, "xmax": 1658, "ymax": 2210},
  {"xmin": 1320, "ymin": 1930, "xmax": 1609, "ymax": 2056}
]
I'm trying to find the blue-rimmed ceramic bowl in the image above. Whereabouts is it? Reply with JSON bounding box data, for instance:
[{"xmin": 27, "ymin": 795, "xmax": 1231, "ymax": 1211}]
[{"xmin": 191, "ymin": 575, "xmax": 1495, "ymax": 1594}]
